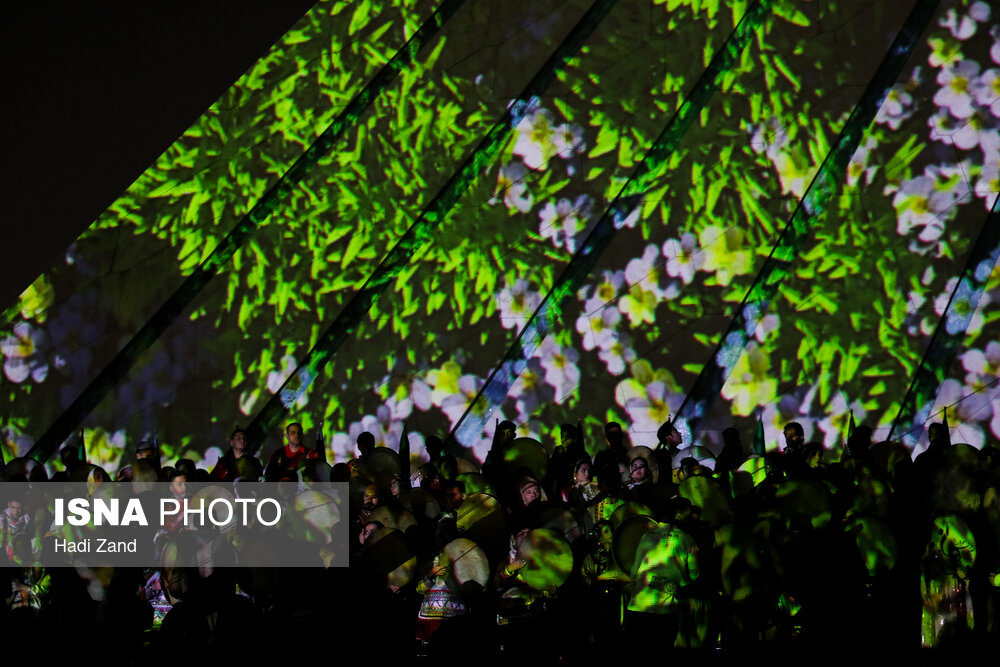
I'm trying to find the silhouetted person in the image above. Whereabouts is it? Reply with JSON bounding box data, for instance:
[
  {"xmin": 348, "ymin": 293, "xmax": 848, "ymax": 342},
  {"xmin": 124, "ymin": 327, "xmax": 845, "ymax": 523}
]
[
  {"xmin": 594, "ymin": 422, "xmax": 628, "ymax": 488},
  {"xmin": 357, "ymin": 431, "xmax": 376, "ymax": 458},
  {"xmin": 605, "ymin": 421, "xmax": 627, "ymax": 456},
  {"xmin": 716, "ymin": 427, "xmax": 746, "ymax": 472},
  {"xmin": 654, "ymin": 420, "xmax": 682, "ymax": 476},
  {"xmin": 211, "ymin": 427, "xmax": 261, "ymax": 481},
  {"xmin": 846, "ymin": 424, "xmax": 873, "ymax": 464},
  {"xmin": 483, "ymin": 420, "xmax": 517, "ymax": 488},
  {"xmin": 265, "ymin": 422, "xmax": 318, "ymax": 481},
  {"xmin": 783, "ymin": 422, "xmax": 805, "ymax": 454}
]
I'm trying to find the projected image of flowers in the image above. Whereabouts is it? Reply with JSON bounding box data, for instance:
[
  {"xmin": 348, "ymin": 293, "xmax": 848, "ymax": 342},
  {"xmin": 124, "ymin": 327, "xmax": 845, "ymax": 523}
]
[{"xmin": 1, "ymin": 0, "xmax": 999, "ymax": 473}]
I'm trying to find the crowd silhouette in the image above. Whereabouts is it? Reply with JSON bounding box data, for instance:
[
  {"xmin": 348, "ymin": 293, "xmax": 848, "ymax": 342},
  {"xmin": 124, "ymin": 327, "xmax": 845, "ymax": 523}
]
[{"xmin": 1, "ymin": 412, "xmax": 999, "ymax": 663}]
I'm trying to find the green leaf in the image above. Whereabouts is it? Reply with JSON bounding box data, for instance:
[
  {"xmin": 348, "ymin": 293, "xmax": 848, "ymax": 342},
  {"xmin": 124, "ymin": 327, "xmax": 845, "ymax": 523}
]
[
  {"xmin": 349, "ymin": 0, "xmax": 373, "ymax": 36},
  {"xmin": 590, "ymin": 122, "xmax": 619, "ymax": 159},
  {"xmin": 342, "ymin": 233, "xmax": 365, "ymax": 268}
]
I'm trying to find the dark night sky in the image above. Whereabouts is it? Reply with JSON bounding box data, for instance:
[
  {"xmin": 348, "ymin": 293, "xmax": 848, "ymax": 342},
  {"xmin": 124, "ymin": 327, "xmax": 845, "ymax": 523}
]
[{"xmin": 1, "ymin": 1, "xmax": 316, "ymax": 309}]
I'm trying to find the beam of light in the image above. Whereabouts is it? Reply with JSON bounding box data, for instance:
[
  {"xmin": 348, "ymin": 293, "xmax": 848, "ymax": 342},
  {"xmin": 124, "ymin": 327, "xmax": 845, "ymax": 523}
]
[
  {"xmin": 244, "ymin": 0, "xmax": 622, "ymax": 452},
  {"xmin": 450, "ymin": 0, "xmax": 776, "ymax": 447},
  {"xmin": 26, "ymin": 0, "xmax": 469, "ymax": 464}
]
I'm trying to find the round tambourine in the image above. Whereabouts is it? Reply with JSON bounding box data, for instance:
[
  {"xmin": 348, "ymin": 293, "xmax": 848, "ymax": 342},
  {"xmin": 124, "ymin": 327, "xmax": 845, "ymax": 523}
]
[
  {"xmin": 365, "ymin": 526, "xmax": 417, "ymax": 587},
  {"xmin": 609, "ymin": 501, "xmax": 654, "ymax": 529},
  {"xmin": 626, "ymin": 446, "xmax": 659, "ymax": 485},
  {"xmin": 673, "ymin": 445, "xmax": 717, "ymax": 472},
  {"xmin": 298, "ymin": 459, "xmax": 331, "ymax": 482},
  {"xmin": 774, "ymin": 478, "xmax": 833, "ymax": 530},
  {"xmin": 455, "ymin": 492, "xmax": 508, "ymax": 553},
  {"xmin": 289, "ymin": 488, "xmax": 342, "ymax": 541},
  {"xmin": 443, "ymin": 537, "xmax": 490, "ymax": 588},
  {"xmin": 502, "ymin": 437, "xmax": 549, "ymax": 483},
  {"xmin": 5, "ymin": 457, "xmax": 48, "ymax": 482},
  {"xmin": 455, "ymin": 456, "xmax": 480, "ymax": 475},
  {"xmin": 370, "ymin": 504, "xmax": 418, "ymax": 533},
  {"xmin": 536, "ymin": 505, "xmax": 588, "ymax": 545},
  {"xmin": 362, "ymin": 447, "xmax": 401, "ymax": 486},
  {"xmin": 612, "ymin": 514, "xmax": 658, "ymax": 576},
  {"xmin": 868, "ymin": 441, "xmax": 910, "ymax": 481},
  {"xmin": 405, "ymin": 487, "xmax": 441, "ymax": 521},
  {"xmin": 455, "ymin": 472, "xmax": 493, "ymax": 496},
  {"xmin": 678, "ymin": 475, "xmax": 729, "ymax": 526},
  {"xmin": 190, "ymin": 484, "xmax": 238, "ymax": 531},
  {"xmin": 736, "ymin": 455, "xmax": 767, "ymax": 487},
  {"xmin": 517, "ymin": 528, "xmax": 573, "ymax": 590}
]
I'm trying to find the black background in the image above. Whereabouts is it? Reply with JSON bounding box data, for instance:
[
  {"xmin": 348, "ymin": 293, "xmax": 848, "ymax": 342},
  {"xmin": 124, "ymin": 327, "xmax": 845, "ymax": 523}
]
[{"xmin": 1, "ymin": 1, "xmax": 316, "ymax": 308}]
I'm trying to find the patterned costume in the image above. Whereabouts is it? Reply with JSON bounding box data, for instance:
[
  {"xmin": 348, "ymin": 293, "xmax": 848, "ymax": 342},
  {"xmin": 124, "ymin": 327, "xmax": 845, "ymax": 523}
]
[{"xmin": 0, "ymin": 506, "xmax": 30, "ymax": 562}]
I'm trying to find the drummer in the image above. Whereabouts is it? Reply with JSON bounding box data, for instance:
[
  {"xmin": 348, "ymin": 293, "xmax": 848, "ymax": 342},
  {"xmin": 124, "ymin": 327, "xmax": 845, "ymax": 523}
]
[
  {"xmin": 566, "ymin": 458, "xmax": 599, "ymax": 506},
  {"xmin": 654, "ymin": 420, "xmax": 683, "ymax": 475},
  {"xmin": 510, "ymin": 475, "xmax": 548, "ymax": 529},
  {"xmin": 625, "ymin": 522, "xmax": 701, "ymax": 647},
  {"xmin": 442, "ymin": 481, "xmax": 466, "ymax": 513},
  {"xmin": 483, "ymin": 420, "xmax": 518, "ymax": 490}
]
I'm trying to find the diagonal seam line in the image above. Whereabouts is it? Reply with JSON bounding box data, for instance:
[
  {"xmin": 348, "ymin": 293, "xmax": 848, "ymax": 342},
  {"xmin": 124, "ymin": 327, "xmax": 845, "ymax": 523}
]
[
  {"xmin": 244, "ymin": 0, "xmax": 623, "ymax": 452},
  {"xmin": 27, "ymin": 0, "xmax": 469, "ymax": 463},
  {"xmin": 676, "ymin": 0, "xmax": 942, "ymax": 427},
  {"xmin": 889, "ymin": 193, "xmax": 1000, "ymax": 444},
  {"xmin": 449, "ymin": 0, "xmax": 777, "ymax": 447}
]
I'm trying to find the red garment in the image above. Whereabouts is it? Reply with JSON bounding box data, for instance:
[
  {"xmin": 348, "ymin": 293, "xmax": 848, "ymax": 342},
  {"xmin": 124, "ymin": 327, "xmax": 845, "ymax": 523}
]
[
  {"xmin": 266, "ymin": 444, "xmax": 319, "ymax": 480},
  {"xmin": 163, "ymin": 509, "xmax": 185, "ymax": 533}
]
